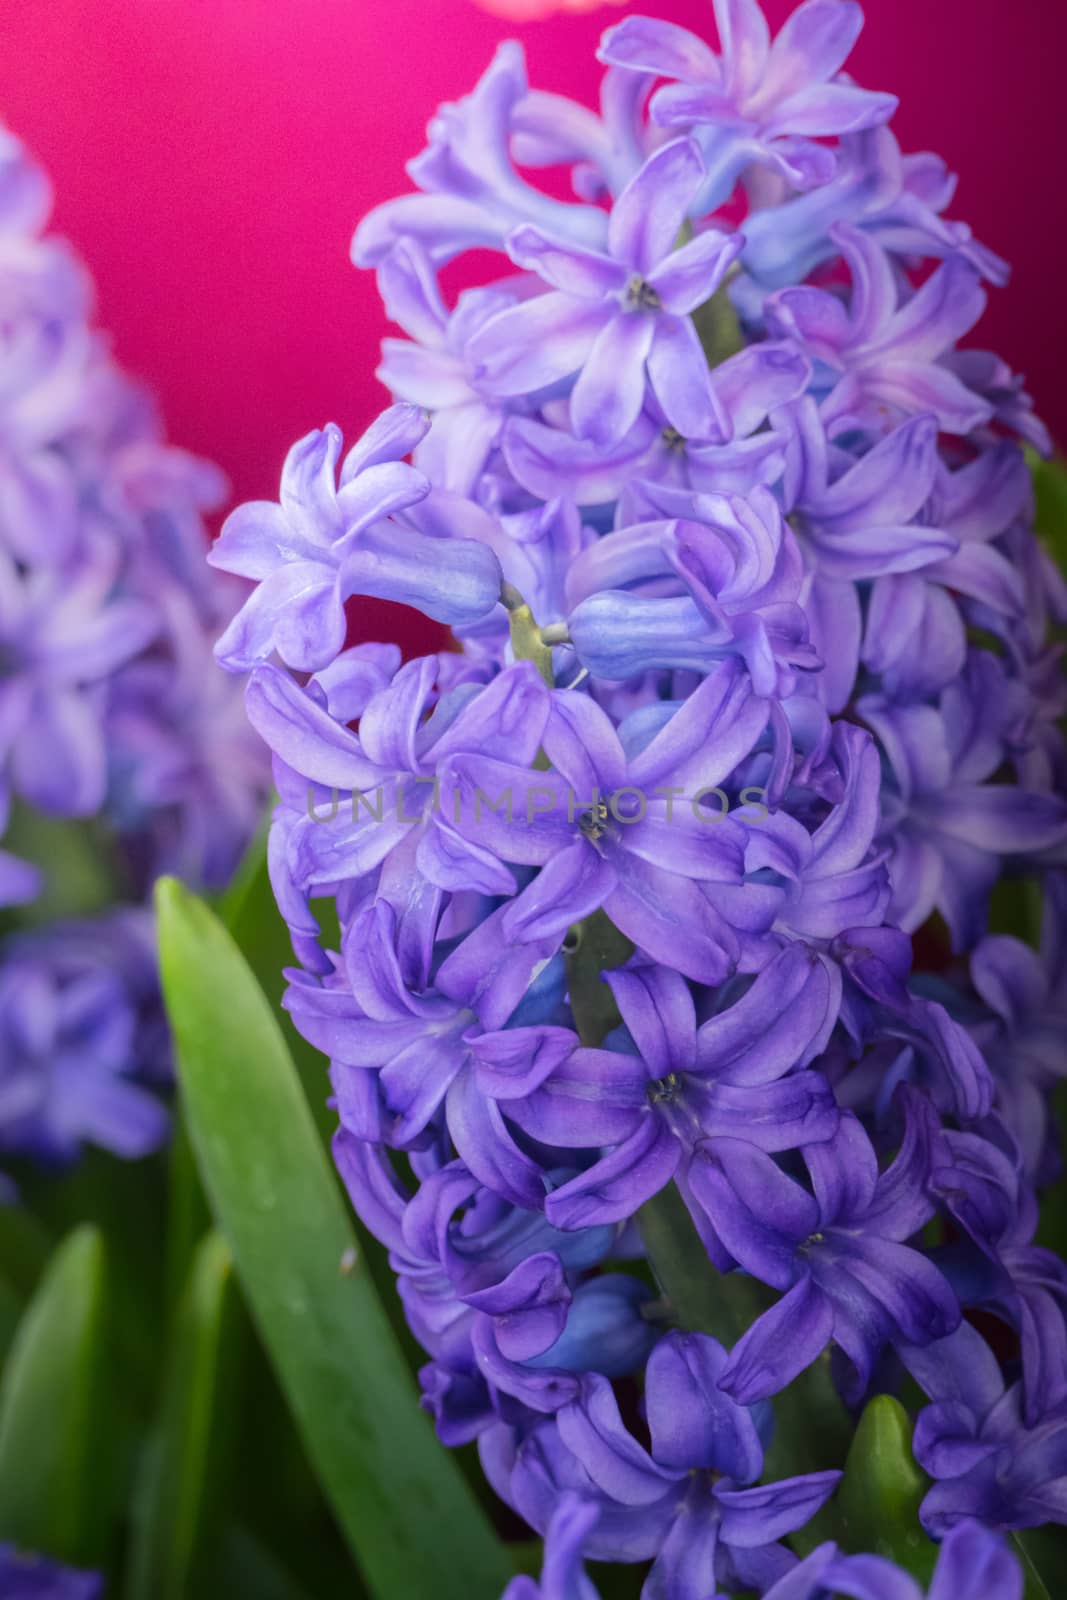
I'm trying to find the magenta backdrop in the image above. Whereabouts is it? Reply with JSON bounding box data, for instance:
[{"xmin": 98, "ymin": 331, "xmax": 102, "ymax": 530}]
[{"xmin": 0, "ymin": 0, "xmax": 1063, "ymax": 653}]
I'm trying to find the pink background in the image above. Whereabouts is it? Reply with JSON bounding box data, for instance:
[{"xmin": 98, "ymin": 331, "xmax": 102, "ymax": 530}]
[{"xmin": 0, "ymin": 0, "xmax": 1063, "ymax": 653}]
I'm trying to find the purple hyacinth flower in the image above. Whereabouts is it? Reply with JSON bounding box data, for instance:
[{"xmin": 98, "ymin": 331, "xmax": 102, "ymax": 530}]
[
  {"xmin": 377, "ymin": 239, "xmax": 518, "ymax": 496},
  {"xmin": 476, "ymin": 944, "xmax": 839, "ymax": 1232},
  {"xmin": 783, "ymin": 399, "xmax": 957, "ymax": 580},
  {"xmin": 439, "ymin": 658, "xmax": 769, "ymax": 984},
  {"xmin": 767, "ymin": 224, "xmax": 994, "ymax": 437},
  {"xmin": 249, "ymin": 655, "xmax": 551, "ymax": 911},
  {"xmin": 600, "ymin": 2, "xmax": 896, "ymax": 211},
  {"xmin": 503, "ymin": 340, "xmax": 810, "ymax": 507},
  {"xmin": 0, "ymin": 1547, "xmax": 103, "ymax": 1600},
  {"xmin": 288, "ymin": 893, "xmax": 566, "ymax": 1208},
  {"xmin": 740, "ymin": 124, "xmax": 1008, "ymax": 293},
  {"xmin": 352, "ymin": 43, "xmax": 608, "ymax": 269},
  {"xmin": 706, "ymin": 1096, "xmax": 959, "ymax": 1403},
  {"xmin": 210, "ymin": 405, "xmax": 504, "ymax": 672},
  {"xmin": 467, "ymin": 138, "xmax": 743, "ymax": 449},
  {"xmin": 501, "ymin": 1495, "xmax": 602, "ymax": 1600},
  {"xmin": 860, "ymin": 653, "xmax": 1067, "ymax": 950},
  {"xmin": 903, "ymin": 1321, "xmax": 1067, "ymax": 1536},
  {"xmin": 487, "ymin": 1338, "xmax": 840, "ymax": 1598},
  {"xmin": 333, "ymin": 1134, "xmax": 633, "ymax": 1436},
  {"xmin": 0, "ymin": 911, "xmax": 169, "ymax": 1168},
  {"xmin": 753, "ymin": 1518, "xmax": 1021, "ymax": 1600},
  {"xmin": 564, "ymin": 482, "xmax": 816, "ymax": 694},
  {"xmin": 0, "ymin": 540, "xmax": 159, "ymax": 817}
]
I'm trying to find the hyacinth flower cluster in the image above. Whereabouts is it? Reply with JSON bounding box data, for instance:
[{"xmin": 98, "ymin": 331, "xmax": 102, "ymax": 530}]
[
  {"xmin": 211, "ymin": 0, "xmax": 1067, "ymax": 1592},
  {"xmin": 0, "ymin": 125, "xmax": 266, "ymax": 1179}
]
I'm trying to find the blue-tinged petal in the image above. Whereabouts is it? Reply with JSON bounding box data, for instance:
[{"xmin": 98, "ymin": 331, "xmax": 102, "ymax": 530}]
[
  {"xmin": 630, "ymin": 656, "xmax": 769, "ymax": 794},
  {"xmin": 927, "ymin": 1520, "xmax": 1023, "ymax": 1600},
  {"xmin": 558, "ymin": 1375, "xmax": 683, "ymax": 1506},
  {"xmin": 503, "ymin": 842, "xmax": 616, "ymax": 944},
  {"xmin": 759, "ymin": 0, "xmax": 863, "ymax": 101},
  {"xmin": 544, "ymin": 686, "xmax": 628, "ymax": 796},
  {"xmin": 605, "ymin": 853, "xmax": 740, "ymax": 985},
  {"xmin": 766, "ymin": 81, "xmax": 897, "ymax": 138},
  {"xmin": 696, "ymin": 945, "xmax": 839, "ymax": 1084},
  {"xmin": 598, "ymin": 17, "xmax": 720, "ymax": 83},
  {"xmin": 446, "ymin": 1068, "xmax": 547, "ymax": 1209},
  {"xmin": 606, "ymin": 963, "xmax": 696, "ymax": 1078}
]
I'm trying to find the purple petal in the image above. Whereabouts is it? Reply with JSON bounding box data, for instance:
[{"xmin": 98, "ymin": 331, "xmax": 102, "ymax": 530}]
[
  {"xmin": 506, "ymin": 226, "xmax": 627, "ymax": 299},
  {"xmin": 647, "ymin": 313, "xmax": 722, "ymax": 441},
  {"xmin": 647, "ymin": 228, "xmax": 742, "ymax": 316},
  {"xmin": 715, "ymin": 1469, "xmax": 841, "ymax": 1547},
  {"xmin": 545, "ymin": 1119, "xmax": 680, "ymax": 1229},
  {"xmin": 720, "ymin": 1274, "xmax": 833, "ymax": 1402},
  {"xmin": 686, "ymin": 1139, "xmax": 816, "ymax": 1287},
  {"xmin": 646, "ymin": 1331, "xmax": 763, "ymax": 1482},
  {"xmin": 468, "ymin": 292, "xmax": 610, "ymax": 397},
  {"xmin": 571, "ymin": 311, "xmax": 655, "ymax": 449},
  {"xmin": 608, "ymin": 138, "xmax": 705, "ymax": 275},
  {"xmin": 598, "ymin": 17, "xmax": 720, "ymax": 83}
]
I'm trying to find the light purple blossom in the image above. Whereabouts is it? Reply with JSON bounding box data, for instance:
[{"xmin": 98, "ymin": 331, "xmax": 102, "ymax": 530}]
[{"xmin": 219, "ymin": 0, "xmax": 1067, "ymax": 1587}]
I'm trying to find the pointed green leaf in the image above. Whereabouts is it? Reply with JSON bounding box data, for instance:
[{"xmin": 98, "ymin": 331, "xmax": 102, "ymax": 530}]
[
  {"xmin": 0, "ymin": 1225, "xmax": 108, "ymax": 1564},
  {"xmin": 218, "ymin": 840, "xmax": 422, "ymax": 1370},
  {"xmin": 126, "ymin": 1232, "xmax": 241, "ymax": 1600},
  {"xmin": 834, "ymin": 1395, "xmax": 937, "ymax": 1581},
  {"xmin": 155, "ymin": 876, "xmax": 512, "ymax": 1600},
  {"xmin": 220, "ymin": 830, "xmax": 337, "ymax": 1144}
]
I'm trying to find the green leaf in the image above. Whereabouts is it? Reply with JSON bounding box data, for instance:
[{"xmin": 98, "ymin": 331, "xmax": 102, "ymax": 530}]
[
  {"xmin": 1012, "ymin": 1527, "xmax": 1061, "ymax": 1600},
  {"xmin": 219, "ymin": 830, "xmax": 337, "ymax": 1146},
  {"xmin": 163, "ymin": 1105, "xmax": 212, "ymax": 1324},
  {"xmin": 0, "ymin": 1225, "xmax": 109, "ymax": 1564},
  {"xmin": 218, "ymin": 838, "xmax": 422, "ymax": 1371},
  {"xmin": 126, "ymin": 1232, "xmax": 242, "ymax": 1600},
  {"xmin": 637, "ymin": 1180, "xmax": 770, "ymax": 1346},
  {"xmin": 833, "ymin": 1395, "xmax": 937, "ymax": 1582},
  {"xmin": 209, "ymin": 1526, "xmax": 323, "ymax": 1600},
  {"xmin": 564, "ymin": 909, "xmax": 633, "ymax": 1048},
  {"xmin": 1030, "ymin": 450, "xmax": 1067, "ymax": 570},
  {"xmin": 155, "ymin": 877, "xmax": 512, "ymax": 1600},
  {"xmin": 0, "ymin": 1203, "xmax": 51, "ymax": 1300}
]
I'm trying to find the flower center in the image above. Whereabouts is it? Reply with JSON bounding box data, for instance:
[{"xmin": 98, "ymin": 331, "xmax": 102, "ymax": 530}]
[
  {"xmin": 578, "ymin": 800, "xmax": 610, "ymax": 841},
  {"xmin": 648, "ymin": 1072, "xmax": 682, "ymax": 1105},
  {"xmin": 625, "ymin": 275, "xmax": 661, "ymax": 312}
]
